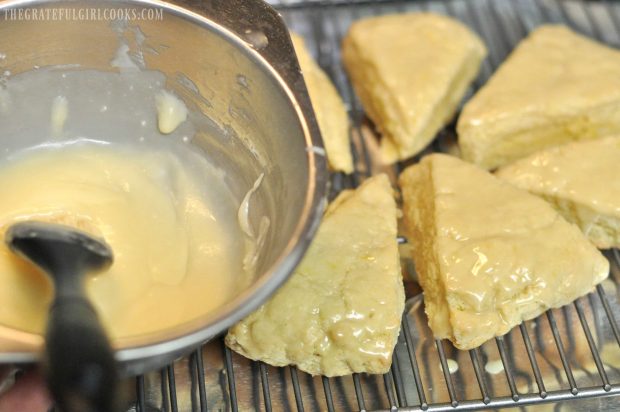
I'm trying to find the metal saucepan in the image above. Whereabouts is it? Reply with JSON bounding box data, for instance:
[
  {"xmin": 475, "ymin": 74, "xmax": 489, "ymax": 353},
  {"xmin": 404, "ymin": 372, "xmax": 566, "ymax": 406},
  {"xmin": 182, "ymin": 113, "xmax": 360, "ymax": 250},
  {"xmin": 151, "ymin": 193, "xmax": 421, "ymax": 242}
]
[{"xmin": 0, "ymin": 0, "xmax": 327, "ymax": 376}]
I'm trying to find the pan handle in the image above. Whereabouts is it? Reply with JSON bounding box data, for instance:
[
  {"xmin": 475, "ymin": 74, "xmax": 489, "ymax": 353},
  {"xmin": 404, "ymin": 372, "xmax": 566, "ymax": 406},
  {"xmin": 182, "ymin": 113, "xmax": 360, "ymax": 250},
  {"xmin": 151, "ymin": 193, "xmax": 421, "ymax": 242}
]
[{"xmin": 170, "ymin": 0, "xmax": 323, "ymax": 152}]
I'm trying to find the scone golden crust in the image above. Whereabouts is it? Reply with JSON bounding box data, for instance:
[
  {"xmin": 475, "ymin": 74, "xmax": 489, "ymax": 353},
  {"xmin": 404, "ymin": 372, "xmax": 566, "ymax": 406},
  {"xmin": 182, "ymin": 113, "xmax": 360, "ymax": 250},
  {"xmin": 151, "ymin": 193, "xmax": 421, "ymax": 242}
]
[
  {"xmin": 291, "ymin": 33, "xmax": 354, "ymax": 173},
  {"xmin": 399, "ymin": 153, "xmax": 609, "ymax": 350},
  {"xmin": 497, "ymin": 137, "xmax": 620, "ymax": 249},
  {"xmin": 226, "ymin": 174, "xmax": 403, "ymax": 376},
  {"xmin": 342, "ymin": 13, "xmax": 486, "ymax": 163},
  {"xmin": 458, "ymin": 25, "xmax": 620, "ymax": 170}
]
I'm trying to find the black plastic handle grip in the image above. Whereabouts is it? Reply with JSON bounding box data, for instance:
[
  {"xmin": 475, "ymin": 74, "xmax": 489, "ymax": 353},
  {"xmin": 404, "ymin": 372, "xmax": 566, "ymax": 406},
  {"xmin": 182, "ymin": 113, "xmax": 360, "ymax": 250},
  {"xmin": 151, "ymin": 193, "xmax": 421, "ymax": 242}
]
[{"xmin": 45, "ymin": 297, "xmax": 117, "ymax": 412}]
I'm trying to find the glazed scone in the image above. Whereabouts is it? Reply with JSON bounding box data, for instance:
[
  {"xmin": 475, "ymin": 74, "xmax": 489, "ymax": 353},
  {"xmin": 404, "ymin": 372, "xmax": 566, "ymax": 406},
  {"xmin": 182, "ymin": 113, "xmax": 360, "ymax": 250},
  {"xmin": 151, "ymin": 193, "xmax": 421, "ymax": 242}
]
[
  {"xmin": 458, "ymin": 25, "xmax": 620, "ymax": 170},
  {"xmin": 226, "ymin": 174, "xmax": 403, "ymax": 376},
  {"xmin": 399, "ymin": 153, "xmax": 608, "ymax": 350},
  {"xmin": 291, "ymin": 33, "xmax": 354, "ymax": 173},
  {"xmin": 497, "ymin": 137, "xmax": 620, "ymax": 249},
  {"xmin": 342, "ymin": 13, "xmax": 486, "ymax": 163}
]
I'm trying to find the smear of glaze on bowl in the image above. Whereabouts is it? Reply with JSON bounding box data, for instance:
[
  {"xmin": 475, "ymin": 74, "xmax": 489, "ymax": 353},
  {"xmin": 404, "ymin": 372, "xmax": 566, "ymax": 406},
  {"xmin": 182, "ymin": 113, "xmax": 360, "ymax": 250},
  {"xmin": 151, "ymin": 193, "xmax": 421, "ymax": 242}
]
[
  {"xmin": 50, "ymin": 95, "xmax": 68, "ymax": 137},
  {"xmin": 243, "ymin": 29, "xmax": 269, "ymax": 50},
  {"xmin": 238, "ymin": 173, "xmax": 270, "ymax": 273},
  {"xmin": 111, "ymin": 41, "xmax": 142, "ymax": 72},
  {"xmin": 156, "ymin": 90, "xmax": 189, "ymax": 134}
]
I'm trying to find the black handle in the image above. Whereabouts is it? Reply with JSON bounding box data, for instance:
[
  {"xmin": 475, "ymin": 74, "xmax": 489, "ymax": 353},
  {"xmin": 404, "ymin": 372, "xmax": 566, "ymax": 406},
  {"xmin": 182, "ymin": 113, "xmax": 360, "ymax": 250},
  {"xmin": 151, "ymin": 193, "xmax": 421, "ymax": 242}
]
[{"xmin": 45, "ymin": 297, "xmax": 118, "ymax": 412}]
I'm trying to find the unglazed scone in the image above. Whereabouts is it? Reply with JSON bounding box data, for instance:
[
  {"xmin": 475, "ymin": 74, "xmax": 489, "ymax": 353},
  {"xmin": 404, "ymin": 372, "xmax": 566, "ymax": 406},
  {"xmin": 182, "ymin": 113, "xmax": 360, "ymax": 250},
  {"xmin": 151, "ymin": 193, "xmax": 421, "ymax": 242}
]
[
  {"xmin": 458, "ymin": 25, "xmax": 620, "ymax": 170},
  {"xmin": 290, "ymin": 33, "xmax": 354, "ymax": 173},
  {"xmin": 497, "ymin": 137, "xmax": 620, "ymax": 249},
  {"xmin": 399, "ymin": 153, "xmax": 608, "ymax": 350},
  {"xmin": 342, "ymin": 13, "xmax": 486, "ymax": 163},
  {"xmin": 226, "ymin": 174, "xmax": 403, "ymax": 376}
]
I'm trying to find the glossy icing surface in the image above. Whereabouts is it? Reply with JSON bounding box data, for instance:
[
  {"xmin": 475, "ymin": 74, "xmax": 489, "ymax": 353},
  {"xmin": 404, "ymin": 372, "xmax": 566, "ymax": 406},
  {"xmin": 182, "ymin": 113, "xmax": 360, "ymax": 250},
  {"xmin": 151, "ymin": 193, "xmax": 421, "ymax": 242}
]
[
  {"xmin": 497, "ymin": 137, "xmax": 620, "ymax": 248},
  {"xmin": 226, "ymin": 175, "xmax": 403, "ymax": 376},
  {"xmin": 0, "ymin": 143, "xmax": 247, "ymax": 341},
  {"xmin": 400, "ymin": 153, "xmax": 608, "ymax": 349},
  {"xmin": 0, "ymin": 67, "xmax": 258, "ymax": 345}
]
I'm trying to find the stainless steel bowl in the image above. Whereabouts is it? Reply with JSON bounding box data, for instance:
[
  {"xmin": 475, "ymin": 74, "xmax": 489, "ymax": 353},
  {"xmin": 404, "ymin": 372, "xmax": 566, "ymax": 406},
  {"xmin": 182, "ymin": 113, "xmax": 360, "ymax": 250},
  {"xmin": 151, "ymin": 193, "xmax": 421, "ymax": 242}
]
[{"xmin": 0, "ymin": 0, "xmax": 327, "ymax": 375}]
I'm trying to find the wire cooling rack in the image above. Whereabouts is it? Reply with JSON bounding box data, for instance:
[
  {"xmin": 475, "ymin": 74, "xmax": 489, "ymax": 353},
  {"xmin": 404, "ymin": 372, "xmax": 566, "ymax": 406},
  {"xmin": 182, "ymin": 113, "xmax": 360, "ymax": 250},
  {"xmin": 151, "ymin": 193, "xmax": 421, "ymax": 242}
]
[{"xmin": 120, "ymin": 0, "xmax": 620, "ymax": 411}]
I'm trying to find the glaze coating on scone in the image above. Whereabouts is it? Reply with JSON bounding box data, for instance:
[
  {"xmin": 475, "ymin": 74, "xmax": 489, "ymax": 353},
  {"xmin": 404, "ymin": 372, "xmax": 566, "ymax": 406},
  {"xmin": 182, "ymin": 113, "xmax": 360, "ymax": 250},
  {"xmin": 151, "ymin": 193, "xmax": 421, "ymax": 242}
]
[
  {"xmin": 226, "ymin": 174, "xmax": 403, "ymax": 376},
  {"xmin": 497, "ymin": 137, "xmax": 620, "ymax": 249},
  {"xmin": 399, "ymin": 153, "xmax": 608, "ymax": 350}
]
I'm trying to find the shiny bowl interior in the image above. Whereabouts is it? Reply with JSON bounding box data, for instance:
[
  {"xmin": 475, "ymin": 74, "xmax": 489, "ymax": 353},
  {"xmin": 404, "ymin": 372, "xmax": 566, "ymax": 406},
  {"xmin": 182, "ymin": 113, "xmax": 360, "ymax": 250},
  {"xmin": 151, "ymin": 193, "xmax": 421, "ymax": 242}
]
[{"xmin": 0, "ymin": 0, "xmax": 326, "ymax": 374}]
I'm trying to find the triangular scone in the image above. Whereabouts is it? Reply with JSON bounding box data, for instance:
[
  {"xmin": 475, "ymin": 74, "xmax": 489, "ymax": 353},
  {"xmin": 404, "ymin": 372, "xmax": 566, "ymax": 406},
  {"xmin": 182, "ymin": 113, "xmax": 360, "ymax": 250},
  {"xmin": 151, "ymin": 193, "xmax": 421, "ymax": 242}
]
[
  {"xmin": 226, "ymin": 174, "xmax": 403, "ymax": 376},
  {"xmin": 290, "ymin": 33, "xmax": 354, "ymax": 174},
  {"xmin": 399, "ymin": 153, "xmax": 608, "ymax": 350},
  {"xmin": 497, "ymin": 137, "xmax": 620, "ymax": 249},
  {"xmin": 458, "ymin": 25, "xmax": 620, "ymax": 170},
  {"xmin": 342, "ymin": 13, "xmax": 486, "ymax": 163}
]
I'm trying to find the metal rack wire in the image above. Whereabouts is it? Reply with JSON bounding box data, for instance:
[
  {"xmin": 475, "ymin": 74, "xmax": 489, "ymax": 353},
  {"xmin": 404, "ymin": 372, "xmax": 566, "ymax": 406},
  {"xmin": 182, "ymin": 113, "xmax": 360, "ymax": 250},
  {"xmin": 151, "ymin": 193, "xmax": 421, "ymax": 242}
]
[{"xmin": 124, "ymin": 0, "xmax": 620, "ymax": 411}]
